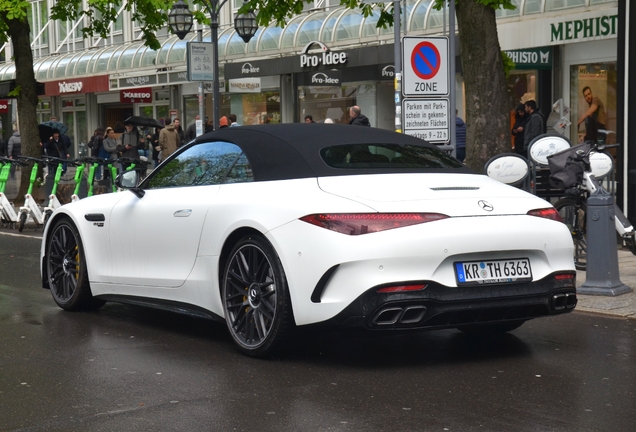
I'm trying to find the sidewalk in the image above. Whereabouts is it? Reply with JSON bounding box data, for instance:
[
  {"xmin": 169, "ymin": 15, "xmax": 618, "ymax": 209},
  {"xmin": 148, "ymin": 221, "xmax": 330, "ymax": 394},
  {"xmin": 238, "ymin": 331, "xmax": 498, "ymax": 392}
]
[{"xmin": 575, "ymin": 249, "xmax": 636, "ymax": 319}]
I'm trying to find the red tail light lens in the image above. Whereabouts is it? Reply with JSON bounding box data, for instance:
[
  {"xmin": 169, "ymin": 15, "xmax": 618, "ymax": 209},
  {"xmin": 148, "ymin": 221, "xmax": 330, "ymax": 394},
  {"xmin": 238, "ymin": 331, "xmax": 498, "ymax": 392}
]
[
  {"xmin": 527, "ymin": 207, "xmax": 563, "ymax": 222},
  {"xmin": 554, "ymin": 273, "xmax": 575, "ymax": 280},
  {"xmin": 300, "ymin": 213, "xmax": 449, "ymax": 235},
  {"xmin": 377, "ymin": 284, "xmax": 427, "ymax": 293}
]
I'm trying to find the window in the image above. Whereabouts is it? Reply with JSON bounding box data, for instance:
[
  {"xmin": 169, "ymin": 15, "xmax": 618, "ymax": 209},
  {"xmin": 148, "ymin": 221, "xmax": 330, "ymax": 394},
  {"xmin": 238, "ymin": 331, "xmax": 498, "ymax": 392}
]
[
  {"xmin": 321, "ymin": 144, "xmax": 463, "ymax": 169},
  {"xmin": 28, "ymin": 1, "xmax": 49, "ymax": 47},
  {"xmin": 570, "ymin": 62, "xmax": 617, "ymax": 145},
  {"xmin": 545, "ymin": 0, "xmax": 586, "ymax": 11},
  {"xmin": 146, "ymin": 141, "xmax": 253, "ymax": 189}
]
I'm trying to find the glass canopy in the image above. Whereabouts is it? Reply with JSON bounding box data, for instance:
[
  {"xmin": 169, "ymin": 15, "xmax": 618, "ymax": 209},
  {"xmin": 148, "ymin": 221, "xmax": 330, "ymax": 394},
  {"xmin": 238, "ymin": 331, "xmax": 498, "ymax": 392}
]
[{"xmin": 0, "ymin": 0, "xmax": 601, "ymax": 80}]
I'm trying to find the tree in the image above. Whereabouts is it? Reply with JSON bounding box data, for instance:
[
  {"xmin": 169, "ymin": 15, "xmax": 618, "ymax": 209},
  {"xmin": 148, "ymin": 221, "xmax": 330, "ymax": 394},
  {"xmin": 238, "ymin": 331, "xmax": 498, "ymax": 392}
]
[{"xmin": 0, "ymin": 0, "xmax": 513, "ymax": 205}]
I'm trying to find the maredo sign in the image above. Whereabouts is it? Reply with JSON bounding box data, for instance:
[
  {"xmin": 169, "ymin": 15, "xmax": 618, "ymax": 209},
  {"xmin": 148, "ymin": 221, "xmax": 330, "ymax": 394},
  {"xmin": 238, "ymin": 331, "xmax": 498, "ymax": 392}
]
[
  {"xmin": 0, "ymin": 100, "xmax": 9, "ymax": 113},
  {"xmin": 120, "ymin": 88, "xmax": 153, "ymax": 103},
  {"xmin": 44, "ymin": 76, "xmax": 109, "ymax": 96}
]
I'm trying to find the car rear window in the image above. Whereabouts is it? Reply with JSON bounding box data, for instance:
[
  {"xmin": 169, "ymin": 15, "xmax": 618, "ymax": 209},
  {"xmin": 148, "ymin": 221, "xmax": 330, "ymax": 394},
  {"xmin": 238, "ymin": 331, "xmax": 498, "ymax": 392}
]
[{"xmin": 320, "ymin": 144, "xmax": 463, "ymax": 169}]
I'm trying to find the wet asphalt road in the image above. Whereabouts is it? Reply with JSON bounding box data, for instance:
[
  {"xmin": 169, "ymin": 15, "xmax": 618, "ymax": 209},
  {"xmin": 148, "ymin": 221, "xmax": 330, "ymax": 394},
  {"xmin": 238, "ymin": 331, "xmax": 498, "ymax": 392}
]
[{"xmin": 1, "ymin": 230, "xmax": 635, "ymax": 432}]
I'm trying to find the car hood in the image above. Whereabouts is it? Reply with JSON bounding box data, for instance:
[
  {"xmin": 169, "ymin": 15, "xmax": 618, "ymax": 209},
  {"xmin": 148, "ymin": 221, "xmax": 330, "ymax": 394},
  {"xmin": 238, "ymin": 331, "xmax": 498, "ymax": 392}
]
[{"xmin": 317, "ymin": 173, "xmax": 549, "ymax": 216}]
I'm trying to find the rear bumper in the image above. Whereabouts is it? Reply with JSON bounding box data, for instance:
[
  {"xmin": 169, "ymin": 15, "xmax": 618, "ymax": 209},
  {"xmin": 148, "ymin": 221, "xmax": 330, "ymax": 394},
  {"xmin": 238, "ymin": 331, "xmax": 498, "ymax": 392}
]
[{"xmin": 316, "ymin": 272, "xmax": 577, "ymax": 330}]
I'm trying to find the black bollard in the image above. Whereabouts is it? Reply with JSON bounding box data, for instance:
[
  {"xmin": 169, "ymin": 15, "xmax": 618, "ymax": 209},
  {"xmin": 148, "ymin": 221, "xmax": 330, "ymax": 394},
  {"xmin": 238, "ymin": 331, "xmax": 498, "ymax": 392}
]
[{"xmin": 578, "ymin": 188, "xmax": 633, "ymax": 296}]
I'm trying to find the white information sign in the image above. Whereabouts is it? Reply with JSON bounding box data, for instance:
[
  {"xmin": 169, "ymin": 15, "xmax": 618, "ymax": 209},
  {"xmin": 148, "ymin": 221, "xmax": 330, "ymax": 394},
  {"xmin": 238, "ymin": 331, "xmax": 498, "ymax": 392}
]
[
  {"xmin": 403, "ymin": 98, "xmax": 450, "ymax": 143},
  {"xmin": 187, "ymin": 42, "xmax": 214, "ymax": 82},
  {"xmin": 402, "ymin": 36, "xmax": 449, "ymax": 97}
]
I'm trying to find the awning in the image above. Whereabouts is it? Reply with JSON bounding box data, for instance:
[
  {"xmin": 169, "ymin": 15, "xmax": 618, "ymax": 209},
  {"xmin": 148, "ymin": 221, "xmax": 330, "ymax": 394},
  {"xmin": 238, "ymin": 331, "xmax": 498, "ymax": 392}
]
[{"xmin": 0, "ymin": 79, "xmax": 45, "ymax": 99}]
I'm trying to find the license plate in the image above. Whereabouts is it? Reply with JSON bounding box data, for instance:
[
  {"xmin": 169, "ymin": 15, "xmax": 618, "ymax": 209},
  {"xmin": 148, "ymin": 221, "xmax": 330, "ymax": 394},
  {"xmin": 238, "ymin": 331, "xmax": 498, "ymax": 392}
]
[{"xmin": 454, "ymin": 258, "xmax": 532, "ymax": 285}]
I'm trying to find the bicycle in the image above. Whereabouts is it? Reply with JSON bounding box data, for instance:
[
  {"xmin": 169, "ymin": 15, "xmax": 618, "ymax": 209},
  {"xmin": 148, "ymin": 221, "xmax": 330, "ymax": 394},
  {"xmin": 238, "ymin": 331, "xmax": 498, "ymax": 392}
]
[{"xmin": 548, "ymin": 141, "xmax": 636, "ymax": 270}]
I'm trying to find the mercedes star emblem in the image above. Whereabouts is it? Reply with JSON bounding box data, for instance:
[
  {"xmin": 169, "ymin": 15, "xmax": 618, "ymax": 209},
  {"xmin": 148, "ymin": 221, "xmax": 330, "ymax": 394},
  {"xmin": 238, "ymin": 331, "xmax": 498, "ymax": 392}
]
[{"xmin": 478, "ymin": 200, "xmax": 494, "ymax": 212}]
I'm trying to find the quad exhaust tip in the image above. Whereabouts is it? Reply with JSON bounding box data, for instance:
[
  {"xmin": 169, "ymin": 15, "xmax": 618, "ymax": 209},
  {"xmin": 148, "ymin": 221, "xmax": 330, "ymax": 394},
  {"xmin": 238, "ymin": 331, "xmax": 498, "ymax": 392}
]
[
  {"xmin": 553, "ymin": 292, "xmax": 577, "ymax": 310},
  {"xmin": 372, "ymin": 305, "xmax": 427, "ymax": 326}
]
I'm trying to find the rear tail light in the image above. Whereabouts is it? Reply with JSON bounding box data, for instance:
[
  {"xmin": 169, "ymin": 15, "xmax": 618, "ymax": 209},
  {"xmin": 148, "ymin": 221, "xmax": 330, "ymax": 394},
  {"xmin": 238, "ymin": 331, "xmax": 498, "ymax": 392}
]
[
  {"xmin": 554, "ymin": 273, "xmax": 575, "ymax": 280},
  {"xmin": 377, "ymin": 284, "xmax": 427, "ymax": 293},
  {"xmin": 300, "ymin": 213, "xmax": 449, "ymax": 235},
  {"xmin": 527, "ymin": 207, "xmax": 563, "ymax": 222}
]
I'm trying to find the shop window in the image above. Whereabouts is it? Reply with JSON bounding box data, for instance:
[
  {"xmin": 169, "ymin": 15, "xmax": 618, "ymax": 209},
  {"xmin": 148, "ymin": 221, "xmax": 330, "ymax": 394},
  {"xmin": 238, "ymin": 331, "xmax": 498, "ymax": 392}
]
[
  {"xmin": 570, "ymin": 62, "xmax": 616, "ymax": 145},
  {"xmin": 507, "ymin": 71, "xmax": 537, "ymax": 105},
  {"xmin": 298, "ymin": 83, "xmax": 377, "ymax": 126},
  {"xmin": 545, "ymin": 0, "xmax": 585, "ymax": 11},
  {"xmin": 222, "ymin": 92, "xmax": 281, "ymax": 126}
]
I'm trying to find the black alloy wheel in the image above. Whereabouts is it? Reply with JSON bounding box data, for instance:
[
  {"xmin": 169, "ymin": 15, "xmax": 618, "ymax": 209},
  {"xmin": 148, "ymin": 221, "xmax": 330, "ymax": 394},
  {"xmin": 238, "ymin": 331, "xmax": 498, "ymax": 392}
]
[
  {"xmin": 46, "ymin": 217, "xmax": 105, "ymax": 311},
  {"xmin": 222, "ymin": 235, "xmax": 292, "ymax": 357}
]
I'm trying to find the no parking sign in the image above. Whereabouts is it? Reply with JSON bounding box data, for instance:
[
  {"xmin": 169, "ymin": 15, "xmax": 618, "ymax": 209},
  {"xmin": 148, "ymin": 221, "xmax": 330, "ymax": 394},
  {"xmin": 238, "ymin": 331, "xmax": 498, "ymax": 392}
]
[{"xmin": 402, "ymin": 36, "xmax": 449, "ymax": 97}]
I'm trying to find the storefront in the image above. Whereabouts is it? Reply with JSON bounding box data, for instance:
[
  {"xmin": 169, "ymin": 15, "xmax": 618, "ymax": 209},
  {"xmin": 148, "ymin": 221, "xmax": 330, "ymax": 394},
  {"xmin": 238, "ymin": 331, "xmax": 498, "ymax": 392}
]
[
  {"xmin": 43, "ymin": 75, "xmax": 110, "ymax": 155},
  {"xmin": 224, "ymin": 43, "xmax": 396, "ymax": 127},
  {"xmin": 498, "ymin": 6, "xmax": 618, "ymax": 146}
]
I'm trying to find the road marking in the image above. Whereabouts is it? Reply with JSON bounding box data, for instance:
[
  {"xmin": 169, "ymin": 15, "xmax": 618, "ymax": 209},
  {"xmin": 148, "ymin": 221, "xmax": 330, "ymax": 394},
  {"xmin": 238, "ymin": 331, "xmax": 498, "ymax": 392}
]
[{"xmin": 0, "ymin": 231, "xmax": 42, "ymax": 240}]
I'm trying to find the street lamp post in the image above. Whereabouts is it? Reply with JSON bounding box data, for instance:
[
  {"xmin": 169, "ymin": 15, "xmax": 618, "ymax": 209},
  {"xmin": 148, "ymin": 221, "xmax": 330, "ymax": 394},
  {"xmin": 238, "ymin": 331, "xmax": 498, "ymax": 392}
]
[{"xmin": 169, "ymin": 0, "xmax": 258, "ymax": 130}]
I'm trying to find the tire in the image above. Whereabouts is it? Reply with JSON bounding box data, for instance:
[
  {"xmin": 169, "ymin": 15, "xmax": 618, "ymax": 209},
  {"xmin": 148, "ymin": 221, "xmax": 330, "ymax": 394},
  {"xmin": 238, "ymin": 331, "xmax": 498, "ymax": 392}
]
[
  {"xmin": 222, "ymin": 235, "xmax": 293, "ymax": 358},
  {"xmin": 45, "ymin": 217, "xmax": 105, "ymax": 311},
  {"xmin": 17, "ymin": 212, "xmax": 27, "ymax": 232},
  {"xmin": 457, "ymin": 320, "xmax": 525, "ymax": 335},
  {"xmin": 555, "ymin": 198, "xmax": 587, "ymax": 271}
]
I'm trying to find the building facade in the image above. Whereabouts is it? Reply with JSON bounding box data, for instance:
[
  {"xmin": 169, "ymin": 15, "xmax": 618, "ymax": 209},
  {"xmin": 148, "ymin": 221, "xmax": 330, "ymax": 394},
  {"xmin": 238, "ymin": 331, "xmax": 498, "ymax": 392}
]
[{"xmin": 0, "ymin": 1, "xmax": 621, "ymax": 175}]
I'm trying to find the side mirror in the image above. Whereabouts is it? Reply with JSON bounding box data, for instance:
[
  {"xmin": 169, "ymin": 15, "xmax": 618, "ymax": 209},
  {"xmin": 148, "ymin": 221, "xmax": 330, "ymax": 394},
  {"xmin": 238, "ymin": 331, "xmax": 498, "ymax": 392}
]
[{"xmin": 115, "ymin": 170, "xmax": 145, "ymax": 198}]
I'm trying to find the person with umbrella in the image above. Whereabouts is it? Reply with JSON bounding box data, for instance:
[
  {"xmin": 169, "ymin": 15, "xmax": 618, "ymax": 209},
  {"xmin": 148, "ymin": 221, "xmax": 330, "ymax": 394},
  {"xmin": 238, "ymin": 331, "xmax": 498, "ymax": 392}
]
[
  {"xmin": 44, "ymin": 129, "xmax": 71, "ymax": 176},
  {"xmin": 118, "ymin": 120, "xmax": 146, "ymax": 171}
]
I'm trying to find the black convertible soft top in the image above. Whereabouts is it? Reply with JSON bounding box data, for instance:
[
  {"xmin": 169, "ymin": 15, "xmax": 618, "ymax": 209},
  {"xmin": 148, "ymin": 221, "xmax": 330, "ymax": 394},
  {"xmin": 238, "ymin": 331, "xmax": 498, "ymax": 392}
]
[{"xmin": 192, "ymin": 123, "xmax": 470, "ymax": 182}]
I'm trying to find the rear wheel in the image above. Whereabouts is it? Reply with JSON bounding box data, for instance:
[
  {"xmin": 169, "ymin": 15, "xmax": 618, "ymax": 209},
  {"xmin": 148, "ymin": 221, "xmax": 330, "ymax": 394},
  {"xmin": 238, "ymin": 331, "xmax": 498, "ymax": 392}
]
[
  {"xmin": 222, "ymin": 235, "xmax": 293, "ymax": 357},
  {"xmin": 555, "ymin": 198, "xmax": 587, "ymax": 270},
  {"xmin": 457, "ymin": 320, "xmax": 525, "ymax": 335},
  {"xmin": 17, "ymin": 212, "xmax": 27, "ymax": 232},
  {"xmin": 46, "ymin": 217, "xmax": 105, "ymax": 311}
]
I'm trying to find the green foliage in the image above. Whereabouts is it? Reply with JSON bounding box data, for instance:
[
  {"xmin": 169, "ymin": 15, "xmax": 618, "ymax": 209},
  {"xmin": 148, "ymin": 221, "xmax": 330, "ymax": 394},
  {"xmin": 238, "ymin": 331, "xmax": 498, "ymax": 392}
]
[
  {"xmin": 8, "ymin": 85, "xmax": 20, "ymax": 97},
  {"xmin": 501, "ymin": 51, "xmax": 515, "ymax": 78}
]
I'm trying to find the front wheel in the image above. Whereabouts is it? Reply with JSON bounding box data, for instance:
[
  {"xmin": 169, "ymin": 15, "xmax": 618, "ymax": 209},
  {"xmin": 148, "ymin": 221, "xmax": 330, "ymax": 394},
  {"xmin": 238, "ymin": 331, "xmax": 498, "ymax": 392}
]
[
  {"xmin": 555, "ymin": 198, "xmax": 587, "ymax": 270},
  {"xmin": 45, "ymin": 217, "xmax": 105, "ymax": 311},
  {"xmin": 222, "ymin": 235, "xmax": 293, "ymax": 358},
  {"xmin": 17, "ymin": 212, "xmax": 27, "ymax": 232}
]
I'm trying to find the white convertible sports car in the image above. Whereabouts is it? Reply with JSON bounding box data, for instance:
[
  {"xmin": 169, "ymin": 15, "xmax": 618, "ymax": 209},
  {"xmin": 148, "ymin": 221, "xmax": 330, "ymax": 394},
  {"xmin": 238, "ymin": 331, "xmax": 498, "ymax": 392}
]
[{"xmin": 41, "ymin": 124, "xmax": 577, "ymax": 357}]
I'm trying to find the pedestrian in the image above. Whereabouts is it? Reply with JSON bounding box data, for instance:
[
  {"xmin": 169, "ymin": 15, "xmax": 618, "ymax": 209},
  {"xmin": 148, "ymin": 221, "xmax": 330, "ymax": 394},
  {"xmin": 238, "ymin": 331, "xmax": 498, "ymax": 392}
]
[
  {"xmin": 576, "ymin": 86, "xmax": 607, "ymax": 143},
  {"xmin": 511, "ymin": 104, "xmax": 527, "ymax": 157},
  {"xmin": 88, "ymin": 127, "xmax": 105, "ymax": 179},
  {"xmin": 304, "ymin": 114, "xmax": 315, "ymax": 123},
  {"xmin": 229, "ymin": 113, "xmax": 240, "ymax": 127},
  {"xmin": 101, "ymin": 127, "xmax": 119, "ymax": 180},
  {"xmin": 88, "ymin": 128, "xmax": 104, "ymax": 158},
  {"xmin": 204, "ymin": 118, "xmax": 214, "ymax": 133},
  {"xmin": 219, "ymin": 116, "xmax": 229, "ymax": 128},
  {"xmin": 159, "ymin": 118, "xmax": 180, "ymax": 160},
  {"xmin": 174, "ymin": 118, "xmax": 186, "ymax": 146},
  {"xmin": 118, "ymin": 121, "xmax": 145, "ymax": 170},
  {"xmin": 44, "ymin": 129, "xmax": 70, "ymax": 176},
  {"xmin": 7, "ymin": 128, "xmax": 21, "ymax": 179},
  {"xmin": 149, "ymin": 126, "xmax": 163, "ymax": 167},
  {"xmin": 455, "ymin": 110, "xmax": 466, "ymax": 163},
  {"xmin": 324, "ymin": 118, "xmax": 334, "ymax": 124},
  {"xmin": 186, "ymin": 115, "xmax": 200, "ymax": 141},
  {"xmin": 348, "ymin": 105, "xmax": 371, "ymax": 126},
  {"xmin": 523, "ymin": 100, "xmax": 545, "ymax": 155}
]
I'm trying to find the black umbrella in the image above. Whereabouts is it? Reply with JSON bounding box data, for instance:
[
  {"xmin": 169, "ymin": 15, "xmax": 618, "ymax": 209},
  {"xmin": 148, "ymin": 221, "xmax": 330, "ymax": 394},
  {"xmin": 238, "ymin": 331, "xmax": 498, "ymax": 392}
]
[
  {"xmin": 38, "ymin": 122, "xmax": 68, "ymax": 143},
  {"xmin": 124, "ymin": 116, "xmax": 163, "ymax": 129},
  {"xmin": 40, "ymin": 121, "xmax": 68, "ymax": 135}
]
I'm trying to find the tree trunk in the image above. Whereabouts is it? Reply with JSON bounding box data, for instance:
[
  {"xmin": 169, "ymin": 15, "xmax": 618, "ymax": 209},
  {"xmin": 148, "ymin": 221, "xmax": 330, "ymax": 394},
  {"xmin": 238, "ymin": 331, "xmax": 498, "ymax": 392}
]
[
  {"xmin": 456, "ymin": 0, "xmax": 510, "ymax": 172},
  {"xmin": 7, "ymin": 16, "xmax": 42, "ymax": 206}
]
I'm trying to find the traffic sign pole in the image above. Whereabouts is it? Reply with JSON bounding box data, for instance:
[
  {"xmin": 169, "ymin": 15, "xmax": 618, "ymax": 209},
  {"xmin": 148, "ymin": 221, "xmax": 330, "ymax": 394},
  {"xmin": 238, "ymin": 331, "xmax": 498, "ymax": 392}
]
[{"xmin": 394, "ymin": 1, "xmax": 402, "ymax": 133}]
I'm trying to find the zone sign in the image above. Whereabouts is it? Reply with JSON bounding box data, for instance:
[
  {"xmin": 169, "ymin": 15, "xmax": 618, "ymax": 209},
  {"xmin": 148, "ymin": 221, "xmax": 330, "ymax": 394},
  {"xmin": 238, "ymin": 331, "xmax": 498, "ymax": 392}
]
[{"xmin": 402, "ymin": 36, "xmax": 449, "ymax": 97}]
